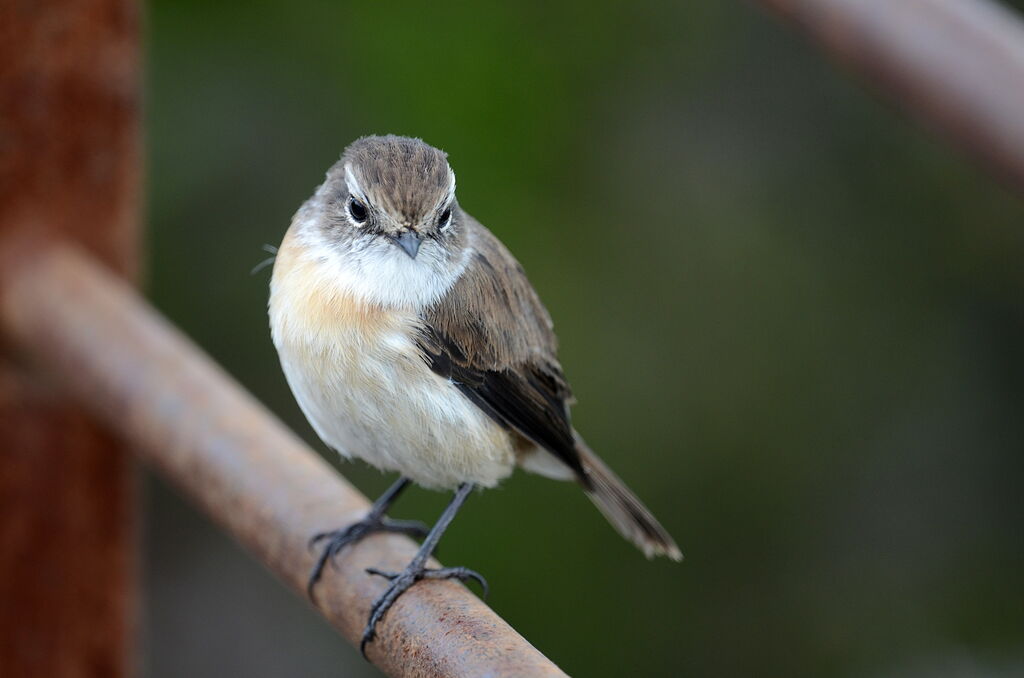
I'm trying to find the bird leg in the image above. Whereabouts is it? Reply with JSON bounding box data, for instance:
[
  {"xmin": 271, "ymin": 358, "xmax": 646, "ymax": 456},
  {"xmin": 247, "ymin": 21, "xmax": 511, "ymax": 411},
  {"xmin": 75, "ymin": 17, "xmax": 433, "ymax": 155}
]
[
  {"xmin": 307, "ymin": 476, "xmax": 428, "ymax": 599},
  {"xmin": 360, "ymin": 482, "xmax": 487, "ymax": 656}
]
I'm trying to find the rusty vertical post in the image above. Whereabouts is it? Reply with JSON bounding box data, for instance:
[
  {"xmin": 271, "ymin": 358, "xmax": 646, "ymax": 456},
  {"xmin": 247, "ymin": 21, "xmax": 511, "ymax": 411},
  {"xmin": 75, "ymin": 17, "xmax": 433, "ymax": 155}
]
[{"xmin": 0, "ymin": 1, "xmax": 141, "ymax": 676}]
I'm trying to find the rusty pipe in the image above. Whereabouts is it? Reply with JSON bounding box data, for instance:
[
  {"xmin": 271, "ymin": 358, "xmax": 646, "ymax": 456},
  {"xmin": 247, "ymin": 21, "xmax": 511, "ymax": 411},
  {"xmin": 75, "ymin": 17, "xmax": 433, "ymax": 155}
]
[
  {"xmin": 0, "ymin": 234, "xmax": 567, "ymax": 678},
  {"xmin": 758, "ymin": 0, "xmax": 1024, "ymax": 194}
]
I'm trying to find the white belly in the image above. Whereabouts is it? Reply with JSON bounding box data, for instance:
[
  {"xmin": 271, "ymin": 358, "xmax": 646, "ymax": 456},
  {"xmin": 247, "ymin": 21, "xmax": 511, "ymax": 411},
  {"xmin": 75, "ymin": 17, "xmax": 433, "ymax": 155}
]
[
  {"xmin": 269, "ymin": 226, "xmax": 516, "ymax": 489},
  {"xmin": 274, "ymin": 317, "xmax": 515, "ymax": 490}
]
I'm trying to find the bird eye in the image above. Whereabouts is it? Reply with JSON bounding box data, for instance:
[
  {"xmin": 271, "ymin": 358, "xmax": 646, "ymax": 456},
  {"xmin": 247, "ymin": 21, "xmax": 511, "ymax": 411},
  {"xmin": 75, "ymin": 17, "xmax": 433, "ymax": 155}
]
[
  {"xmin": 437, "ymin": 207, "xmax": 452, "ymax": 230},
  {"xmin": 348, "ymin": 197, "xmax": 368, "ymax": 224}
]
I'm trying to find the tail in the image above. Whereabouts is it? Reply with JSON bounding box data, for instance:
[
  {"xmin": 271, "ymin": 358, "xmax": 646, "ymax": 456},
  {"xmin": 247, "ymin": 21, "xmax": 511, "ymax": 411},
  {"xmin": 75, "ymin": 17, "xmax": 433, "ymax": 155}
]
[{"xmin": 576, "ymin": 439, "xmax": 682, "ymax": 561}]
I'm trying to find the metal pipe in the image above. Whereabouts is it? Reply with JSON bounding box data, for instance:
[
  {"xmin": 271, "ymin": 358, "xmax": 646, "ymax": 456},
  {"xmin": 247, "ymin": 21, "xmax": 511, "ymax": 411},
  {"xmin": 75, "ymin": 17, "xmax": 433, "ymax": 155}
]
[
  {"xmin": 759, "ymin": 0, "xmax": 1024, "ymax": 193},
  {"xmin": 0, "ymin": 234, "xmax": 567, "ymax": 678}
]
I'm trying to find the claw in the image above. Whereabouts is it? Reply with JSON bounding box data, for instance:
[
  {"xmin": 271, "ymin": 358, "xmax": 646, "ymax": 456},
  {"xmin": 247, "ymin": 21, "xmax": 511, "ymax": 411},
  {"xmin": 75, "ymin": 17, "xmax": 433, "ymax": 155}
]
[
  {"xmin": 360, "ymin": 627, "xmax": 376, "ymax": 658},
  {"xmin": 308, "ymin": 531, "xmax": 333, "ymax": 550}
]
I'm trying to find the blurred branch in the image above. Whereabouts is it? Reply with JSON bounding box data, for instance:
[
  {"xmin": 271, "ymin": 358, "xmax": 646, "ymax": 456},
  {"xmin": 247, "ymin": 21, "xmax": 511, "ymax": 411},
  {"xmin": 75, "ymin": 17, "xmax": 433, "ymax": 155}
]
[
  {"xmin": 758, "ymin": 0, "xmax": 1024, "ymax": 194},
  {"xmin": 0, "ymin": 234, "xmax": 567, "ymax": 678}
]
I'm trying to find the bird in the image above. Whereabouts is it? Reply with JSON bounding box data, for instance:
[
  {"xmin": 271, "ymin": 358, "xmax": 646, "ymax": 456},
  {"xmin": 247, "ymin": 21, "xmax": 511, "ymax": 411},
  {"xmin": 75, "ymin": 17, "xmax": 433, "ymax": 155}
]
[{"xmin": 268, "ymin": 134, "xmax": 680, "ymax": 655}]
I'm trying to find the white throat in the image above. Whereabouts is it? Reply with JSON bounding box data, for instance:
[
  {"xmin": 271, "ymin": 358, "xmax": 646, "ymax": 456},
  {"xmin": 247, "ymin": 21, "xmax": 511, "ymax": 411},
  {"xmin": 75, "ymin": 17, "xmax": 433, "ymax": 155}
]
[{"xmin": 293, "ymin": 215, "xmax": 472, "ymax": 310}]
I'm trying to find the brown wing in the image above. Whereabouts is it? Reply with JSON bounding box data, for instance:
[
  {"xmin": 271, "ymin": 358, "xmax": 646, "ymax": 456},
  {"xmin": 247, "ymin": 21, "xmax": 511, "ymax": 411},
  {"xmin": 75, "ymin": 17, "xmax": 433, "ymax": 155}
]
[{"xmin": 417, "ymin": 214, "xmax": 587, "ymax": 481}]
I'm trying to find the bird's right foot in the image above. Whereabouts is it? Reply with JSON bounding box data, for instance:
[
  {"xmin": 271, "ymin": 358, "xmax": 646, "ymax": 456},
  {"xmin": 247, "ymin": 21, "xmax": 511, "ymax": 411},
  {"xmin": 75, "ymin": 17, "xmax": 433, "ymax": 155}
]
[
  {"xmin": 360, "ymin": 563, "xmax": 488, "ymax": 656},
  {"xmin": 307, "ymin": 515, "xmax": 429, "ymax": 600}
]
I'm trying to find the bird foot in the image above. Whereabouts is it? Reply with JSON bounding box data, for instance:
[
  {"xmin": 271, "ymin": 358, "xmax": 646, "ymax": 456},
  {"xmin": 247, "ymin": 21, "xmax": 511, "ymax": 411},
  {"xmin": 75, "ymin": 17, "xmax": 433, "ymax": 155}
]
[
  {"xmin": 360, "ymin": 563, "xmax": 489, "ymax": 656},
  {"xmin": 306, "ymin": 515, "xmax": 429, "ymax": 600}
]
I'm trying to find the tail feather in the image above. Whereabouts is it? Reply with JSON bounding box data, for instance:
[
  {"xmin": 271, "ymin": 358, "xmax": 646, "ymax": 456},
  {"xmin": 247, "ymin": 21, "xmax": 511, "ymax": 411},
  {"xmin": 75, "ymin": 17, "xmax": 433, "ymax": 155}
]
[{"xmin": 576, "ymin": 440, "xmax": 682, "ymax": 561}]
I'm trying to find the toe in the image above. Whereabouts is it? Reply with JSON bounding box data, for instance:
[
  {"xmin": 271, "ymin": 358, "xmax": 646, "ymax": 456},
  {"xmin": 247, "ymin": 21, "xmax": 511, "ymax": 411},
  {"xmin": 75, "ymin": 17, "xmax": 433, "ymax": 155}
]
[
  {"xmin": 381, "ymin": 518, "xmax": 430, "ymax": 538},
  {"xmin": 365, "ymin": 567, "xmax": 398, "ymax": 580},
  {"xmin": 420, "ymin": 566, "xmax": 489, "ymax": 598}
]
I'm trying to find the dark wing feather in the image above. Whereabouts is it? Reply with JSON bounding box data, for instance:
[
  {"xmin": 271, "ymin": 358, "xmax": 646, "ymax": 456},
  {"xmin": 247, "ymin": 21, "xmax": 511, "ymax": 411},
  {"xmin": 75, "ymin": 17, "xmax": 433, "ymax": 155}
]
[{"xmin": 417, "ymin": 214, "xmax": 587, "ymax": 481}]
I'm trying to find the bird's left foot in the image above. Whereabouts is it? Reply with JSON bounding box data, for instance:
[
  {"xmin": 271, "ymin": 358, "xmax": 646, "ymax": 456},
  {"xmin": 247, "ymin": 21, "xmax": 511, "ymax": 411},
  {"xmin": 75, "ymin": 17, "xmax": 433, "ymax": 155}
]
[
  {"xmin": 306, "ymin": 516, "xmax": 429, "ymax": 600},
  {"xmin": 360, "ymin": 563, "xmax": 488, "ymax": 655}
]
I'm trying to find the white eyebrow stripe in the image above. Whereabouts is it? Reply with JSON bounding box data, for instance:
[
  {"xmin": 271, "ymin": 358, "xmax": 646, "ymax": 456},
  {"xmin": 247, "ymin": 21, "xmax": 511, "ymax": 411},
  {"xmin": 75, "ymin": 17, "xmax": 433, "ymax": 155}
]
[
  {"xmin": 423, "ymin": 165, "xmax": 456, "ymax": 216},
  {"xmin": 344, "ymin": 163, "xmax": 369, "ymax": 202},
  {"xmin": 431, "ymin": 167, "xmax": 457, "ymax": 214}
]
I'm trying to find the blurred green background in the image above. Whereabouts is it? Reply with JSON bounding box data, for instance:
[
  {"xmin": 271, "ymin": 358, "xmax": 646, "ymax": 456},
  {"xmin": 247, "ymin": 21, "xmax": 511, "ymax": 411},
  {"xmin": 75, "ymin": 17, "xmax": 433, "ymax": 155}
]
[{"xmin": 143, "ymin": 1, "xmax": 1024, "ymax": 676}]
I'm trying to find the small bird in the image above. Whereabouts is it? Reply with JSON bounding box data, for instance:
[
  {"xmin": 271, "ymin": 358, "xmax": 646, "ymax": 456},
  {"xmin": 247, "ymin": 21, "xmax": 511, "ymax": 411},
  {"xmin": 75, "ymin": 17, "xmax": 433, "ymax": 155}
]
[{"xmin": 269, "ymin": 135, "xmax": 680, "ymax": 654}]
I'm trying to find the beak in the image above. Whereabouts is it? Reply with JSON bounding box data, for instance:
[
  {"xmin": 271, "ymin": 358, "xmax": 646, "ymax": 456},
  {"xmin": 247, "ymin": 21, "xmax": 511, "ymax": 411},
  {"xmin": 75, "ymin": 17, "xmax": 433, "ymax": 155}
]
[{"xmin": 394, "ymin": 231, "xmax": 423, "ymax": 259}]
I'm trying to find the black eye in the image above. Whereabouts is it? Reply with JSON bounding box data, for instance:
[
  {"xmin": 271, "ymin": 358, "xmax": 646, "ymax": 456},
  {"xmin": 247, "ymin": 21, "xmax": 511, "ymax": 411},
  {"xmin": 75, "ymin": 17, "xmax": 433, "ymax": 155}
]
[
  {"xmin": 437, "ymin": 207, "xmax": 452, "ymax": 229},
  {"xmin": 348, "ymin": 197, "xmax": 368, "ymax": 224}
]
